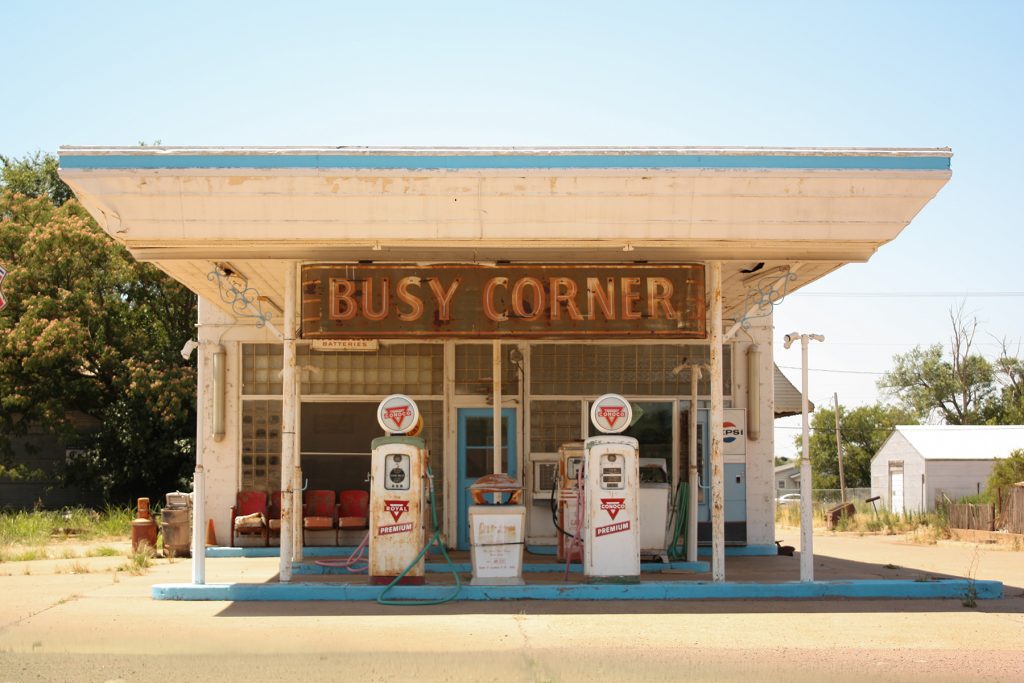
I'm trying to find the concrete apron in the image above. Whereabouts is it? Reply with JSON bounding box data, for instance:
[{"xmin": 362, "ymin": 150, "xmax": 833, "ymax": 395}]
[
  {"xmin": 152, "ymin": 578, "xmax": 1003, "ymax": 601},
  {"xmin": 158, "ymin": 546, "xmax": 1002, "ymax": 601}
]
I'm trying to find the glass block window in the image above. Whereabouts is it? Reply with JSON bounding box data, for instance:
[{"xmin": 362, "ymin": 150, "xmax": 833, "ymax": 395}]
[
  {"xmin": 240, "ymin": 400, "xmax": 282, "ymax": 491},
  {"xmin": 529, "ymin": 344, "xmax": 731, "ymax": 396},
  {"xmin": 298, "ymin": 343, "xmax": 443, "ymax": 395},
  {"xmin": 241, "ymin": 344, "xmax": 283, "ymax": 395},
  {"xmin": 530, "ymin": 400, "xmax": 582, "ymax": 453},
  {"xmin": 454, "ymin": 344, "xmax": 520, "ymax": 396}
]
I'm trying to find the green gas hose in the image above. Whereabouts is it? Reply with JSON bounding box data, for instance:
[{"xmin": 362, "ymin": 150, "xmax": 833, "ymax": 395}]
[
  {"xmin": 377, "ymin": 464, "xmax": 462, "ymax": 606},
  {"xmin": 667, "ymin": 481, "xmax": 689, "ymax": 561}
]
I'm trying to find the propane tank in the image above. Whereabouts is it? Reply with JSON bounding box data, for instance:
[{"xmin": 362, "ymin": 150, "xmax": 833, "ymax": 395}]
[{"xmin": 131, "ymin": 497, "xmax": 158, "ymax": 552}]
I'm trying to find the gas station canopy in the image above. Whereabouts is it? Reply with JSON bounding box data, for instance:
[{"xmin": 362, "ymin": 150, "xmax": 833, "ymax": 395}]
[{"xmin": 59, "ymin": 146, "xmax": 951, "ymax": 324}]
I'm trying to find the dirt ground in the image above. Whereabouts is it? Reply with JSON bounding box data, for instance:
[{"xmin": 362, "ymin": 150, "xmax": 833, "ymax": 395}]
[{"xmin": 0, "ymin": 526, "xmax": 1022, "ymax": 683}]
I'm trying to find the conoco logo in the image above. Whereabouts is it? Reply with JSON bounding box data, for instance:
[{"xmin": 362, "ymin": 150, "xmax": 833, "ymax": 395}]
[
  {"xmin": 383, "ymin": 406, "xmax": 413, "ymax": 429},
  {"xmin": 597, "ymin": 406, "xmax": 626, "ymax": 428},
  {"xmin": 383, "ymin": 499, "xmax": 409, "ymax": 522},
  {"xmin": 600, "ymin": 498, "xmax": 626, "ymax": 520}
]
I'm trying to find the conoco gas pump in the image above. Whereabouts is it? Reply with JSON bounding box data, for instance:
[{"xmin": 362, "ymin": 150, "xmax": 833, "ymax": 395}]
[
  {"xmin": 584, "ymin": 394, "xmax": 641, "ymax": 581},
  {"xmin": 555, "ymin": 441, "xmax": 584, "ymax": 563},
  {"xmin": 369, "ymin": 394, "xmax": 428, "ymax": 585}
]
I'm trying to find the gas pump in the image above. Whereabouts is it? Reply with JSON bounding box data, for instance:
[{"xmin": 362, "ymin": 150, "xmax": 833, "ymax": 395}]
[
  {"xmin": 554, "ymin": 441, "xmax": 584, "ymax": 562},
  {"xmin": 368, "ymin": 395, "xmax": 428, "ymax": 585},
  {"xmin": 584, "ymin": 394, "xmax": 641, "ymax": 581}
]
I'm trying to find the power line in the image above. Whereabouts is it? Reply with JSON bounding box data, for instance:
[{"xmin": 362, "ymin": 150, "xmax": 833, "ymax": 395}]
[
  {"xmin": 793, "ymin": 291, "xmax": 1024, "ymax": 298},
  {"xmin": 777, "ymin": 364, "xmax": 884, "ymax": 376}
]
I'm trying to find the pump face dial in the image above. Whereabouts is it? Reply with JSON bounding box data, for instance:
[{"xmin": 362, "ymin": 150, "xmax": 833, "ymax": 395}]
[{"xmin": 384, "ymin": 453, "xmax": 411, "ymax": 490}]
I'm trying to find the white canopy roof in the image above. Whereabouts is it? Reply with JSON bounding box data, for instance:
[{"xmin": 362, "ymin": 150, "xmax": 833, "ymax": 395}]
[{"xmin": 57, "ymin": 146, "xmax": 952, "ymax": 322}]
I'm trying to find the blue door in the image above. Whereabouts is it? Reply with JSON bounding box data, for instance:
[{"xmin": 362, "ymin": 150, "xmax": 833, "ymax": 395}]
[
  {"xmin": 696, "ymin": 408, "xmax": 747, "ymax": 543},
  {"xmin": 457, "ymin": 408, "xmax": 517, "ymax": 550}
]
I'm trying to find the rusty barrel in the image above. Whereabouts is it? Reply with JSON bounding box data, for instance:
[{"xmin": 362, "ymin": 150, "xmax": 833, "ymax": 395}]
[{"xmin": 131, "ymin": 496, "xmax": 158, "ymax": 552}]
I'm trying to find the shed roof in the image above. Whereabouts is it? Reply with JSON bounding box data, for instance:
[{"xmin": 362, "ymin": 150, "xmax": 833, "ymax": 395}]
[
  {"xmin": 890, "ymin": 425, "xmax": 1024, "ymax": 461},
  {"xmin": 774, "ymin": 365, "xmax": 813, "ymax": 418}
]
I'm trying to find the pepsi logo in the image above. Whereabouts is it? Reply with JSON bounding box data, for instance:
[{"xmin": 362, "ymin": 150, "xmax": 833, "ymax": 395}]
[{"xmin": 723, "ymin": 421, "xmax": 744, "ymax": 443}]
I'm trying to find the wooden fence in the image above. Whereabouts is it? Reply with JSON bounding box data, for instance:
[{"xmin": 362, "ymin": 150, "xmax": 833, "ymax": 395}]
[
  {"xmin": 949, "ymin": 503, "xmax": 994, "ymax": 531},
  {"xmin": 1001, "ymin": 486, "xmax": 1024, "ymax": 534}
]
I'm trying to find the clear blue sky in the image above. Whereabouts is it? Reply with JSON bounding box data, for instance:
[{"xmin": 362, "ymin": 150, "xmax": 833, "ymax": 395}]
[{"xmin": 4, "ymin": 1, "xmax": 1023, "ymax": 456}]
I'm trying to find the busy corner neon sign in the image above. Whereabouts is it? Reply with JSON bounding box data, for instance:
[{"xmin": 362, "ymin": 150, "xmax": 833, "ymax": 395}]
[{"xmin": 301, "ymin": 264, "xmax": 706, "ymax": 339}]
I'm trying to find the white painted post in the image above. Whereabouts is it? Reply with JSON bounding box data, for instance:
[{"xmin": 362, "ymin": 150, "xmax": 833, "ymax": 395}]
[
  {"xmin": 799, "ymin": 336, "xmax": 813, "ymax": 582},
  {"xmin": 292, "ymin": 288, "xmax": 303, "ymax": 564},
  {"xmin": 709, "ymin": 261, "xmax": 725, "ymax": 582},
  {"xmin": 493, "ymin": 340, "xmax": 502, "ymax": 482},
  {"xmin": 279, "ymin": 261, "xmax": 297, "ymax": 582},
  {"xmin": 191, "ymin": 302, "xmax": 208, "ymax": 585},
  {"xmin": 687, "ymin": 366, "xmax": 700, "ymax": 564},
  {"xmin": 784, "ymin": 331, "xmax": 824, "ymax": 583}
]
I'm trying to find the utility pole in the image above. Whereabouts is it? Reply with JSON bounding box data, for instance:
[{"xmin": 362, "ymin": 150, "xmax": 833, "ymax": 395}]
[{"xmin": 834, "ymin": 392, "xmax": 846, "ymax": 504}]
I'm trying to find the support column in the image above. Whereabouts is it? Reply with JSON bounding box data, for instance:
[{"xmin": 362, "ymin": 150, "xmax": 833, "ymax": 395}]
[
  {"xmin": 191, "ymin": 335, "xmax": 208, "ymax": 585},
  {"xmin": 191, "ymin": 301, "xmax": 208, "ymax": 585},
  {"xmin": 279, "ymin": 261, "xmax": 297, "ymax": 582},
  {"xmin": 709, "ymin": 261, "xmax": 725, "ymax": 582},
  {"xmin": 492, "ymin": 340, "xmax": 502, "ymax": 479},
  {"xmin": 686, "ymin": 367, "xmax": 700, "ymax": 564},
  {"xmin": 799, "ymin": 337, "xmax": 813, "ymax": 582},
  {"xmin": 292, "ymin": 281, "xmax": 303, "ymax": 564}
]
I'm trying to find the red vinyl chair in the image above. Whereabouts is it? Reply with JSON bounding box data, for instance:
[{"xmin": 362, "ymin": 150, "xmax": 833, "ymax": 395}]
[
  {"xmin": 266, "ymin": 490, "xmax": 283, "ymax": 546},
  {"xmin": 337, "ymin": 490, "xmax": 370, "ymax": 542},
  {"xmin": 231, "ymin": 490, "xmax": 269, "ymax": 547},
  {"xmin": 302, "ymin": 490, "xmax": 337, "ymax": 546}
]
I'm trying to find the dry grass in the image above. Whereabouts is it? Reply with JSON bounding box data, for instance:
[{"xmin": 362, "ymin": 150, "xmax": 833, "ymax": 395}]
[
  {"xmin": 0, "ymin": 506, "xmax": 133, "ymax": 546},
  {"xmin": 119, "ymin": 543, "xmax": 156, "ymax": 575}
]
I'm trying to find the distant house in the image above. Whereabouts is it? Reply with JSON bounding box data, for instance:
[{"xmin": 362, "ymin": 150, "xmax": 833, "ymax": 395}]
[
  {"xmin": 773, "ymin": 365, "xmax": 809, "ymax": 499},
  {"xmin": 0, "ymin": 411, "xmax": 100, "ymax": 510},
  {"xmin": 774, "ymin": 461, "xmax": 800, "ymax": 497},
  {"xmin": 870, "ymin": 425, "xmax": 1024, "ymax": 513}
]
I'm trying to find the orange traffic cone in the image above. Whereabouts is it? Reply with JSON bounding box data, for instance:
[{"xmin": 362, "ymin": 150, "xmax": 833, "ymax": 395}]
[{"xmin": 206, "ymin": 518, "xmax": 217, "ymax": 547}]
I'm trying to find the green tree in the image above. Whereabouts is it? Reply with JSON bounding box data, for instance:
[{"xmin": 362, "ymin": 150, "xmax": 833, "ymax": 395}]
[
  {"xmin": 878, "ymin": 307, "xmax": 997, "ymax": 424},
  {"xmin": 990, "ymin": 345, "xmax": 1024, "ymax": 424},
  {"xmin": 798, "ymin": 403, "xmax": 918, "ymax": 489},
  {"xmin": 0, "ymin": 153, "xmax": 197, "ymax": 501},
  {"xmin": 986, "ymin": 449, "xmax": 1024, "ymax": 495},
  {"xmin": 1, "ymin": 152, "xmax": 74, "ymax": 206}
]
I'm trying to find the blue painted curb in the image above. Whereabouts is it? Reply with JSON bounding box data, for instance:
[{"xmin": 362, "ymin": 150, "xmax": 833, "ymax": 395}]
[
  {"xmin": 61, "ymin": 153, "xmax": 951, "ymax": 172},
  {"xmin": 699, "ymin": 545, "xmax": 778, "ymax": 557},
  {"xmin": 152, "ymin": 579, "xmax": 1002, "ymax": 602},
  {"xmin": 292, "ymin": 560, "xmax": 710, "ymax": 575},
  {"xmin": 207, "ymin": 545, "xmax": 774, "ymax": 558}
]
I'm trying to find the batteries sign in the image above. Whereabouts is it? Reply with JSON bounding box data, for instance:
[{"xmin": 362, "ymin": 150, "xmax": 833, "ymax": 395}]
[
  {"xmin": 590, "ymin": 394, "xmax": 633, "ymax": 434},
  {"xmin": 377, "ymin": 394, "xmax": 420, "ymax": 434}
]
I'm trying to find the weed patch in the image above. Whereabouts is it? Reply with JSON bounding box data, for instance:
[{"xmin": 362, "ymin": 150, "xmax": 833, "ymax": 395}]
[
  {"xmin": 0, "ymin": 507, "xmax": 133, "ymax": 547},
  {"xmin": 10, "ymin": 548, "xmax": 48, "ymax": 562},
  {"xmin": 120, "ymin": 543, "xmax": 155, "ymax": 575}
]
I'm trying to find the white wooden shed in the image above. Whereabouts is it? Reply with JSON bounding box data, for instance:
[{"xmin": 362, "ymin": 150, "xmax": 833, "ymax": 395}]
[{"xmin": 870, "ymin": 425, "xmax": 1024, "ymax": 513}]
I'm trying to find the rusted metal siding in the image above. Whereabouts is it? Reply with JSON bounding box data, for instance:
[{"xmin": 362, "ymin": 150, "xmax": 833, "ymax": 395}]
[{"xmin": 302, "ymin": 264, "xmax": 705, "ymax": 339}]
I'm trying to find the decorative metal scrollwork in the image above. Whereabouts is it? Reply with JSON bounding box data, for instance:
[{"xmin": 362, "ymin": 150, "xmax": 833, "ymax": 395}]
[
  {"xmin": 737, "ymin": 270, "xmax": 797, "ymax": 330},
  {"xmin": 207, "ymin": 265, "xmax": 273, "ymax": 328}
]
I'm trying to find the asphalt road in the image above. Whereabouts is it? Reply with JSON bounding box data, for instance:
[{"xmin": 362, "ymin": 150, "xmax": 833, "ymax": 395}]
[{"xmin": 1, "ymin": 528, "xmax": 1022, "ymax": 682}]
